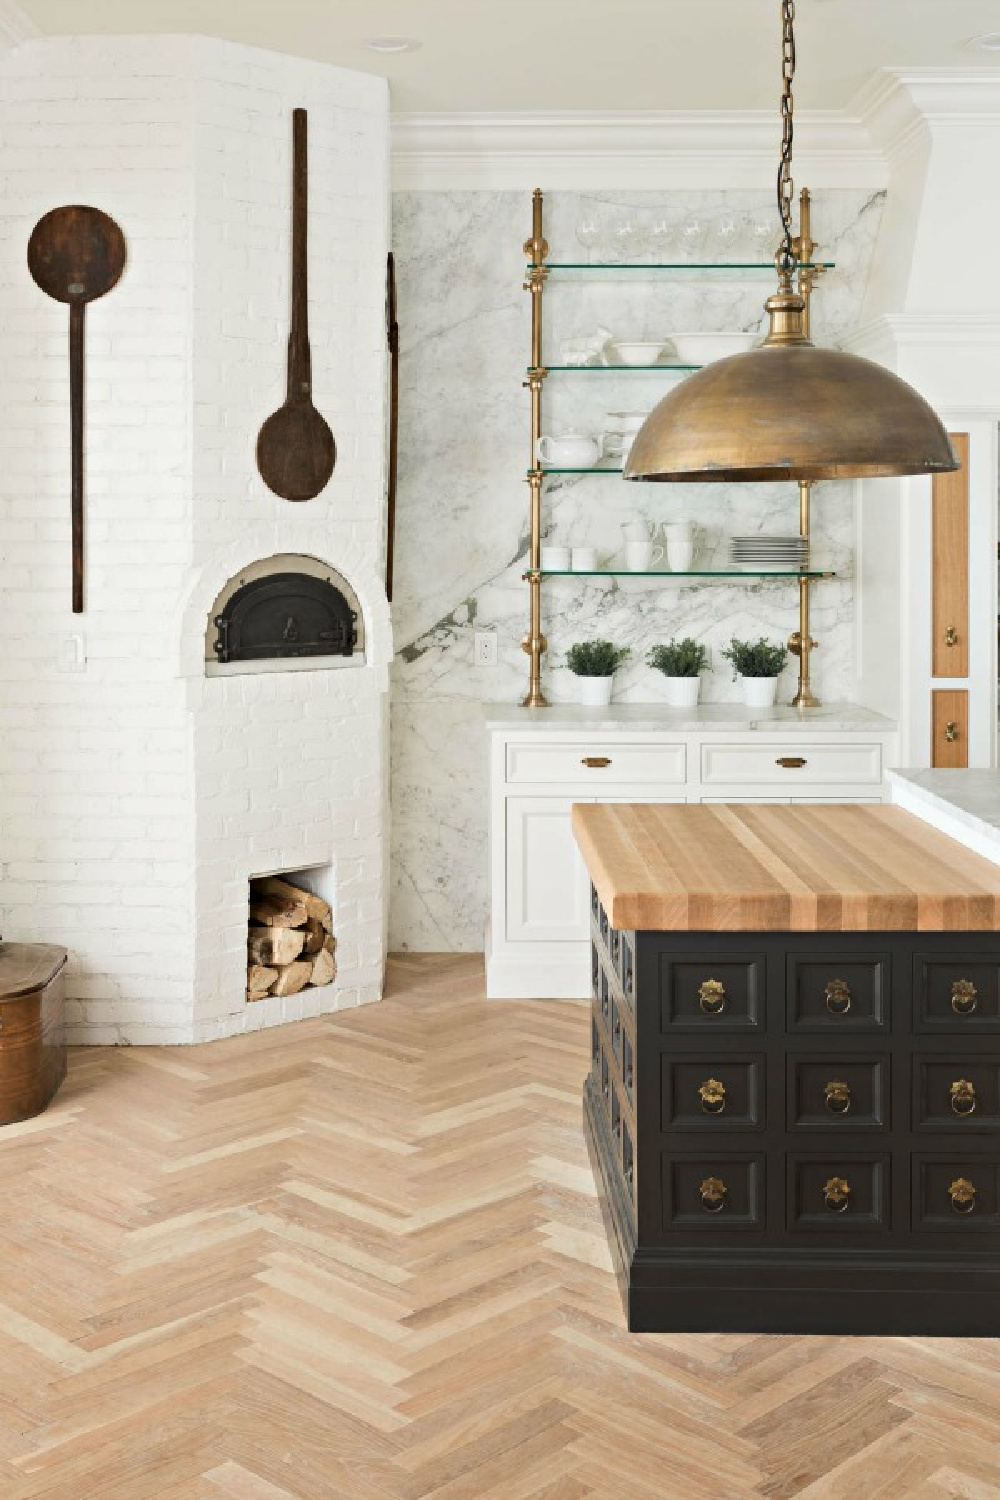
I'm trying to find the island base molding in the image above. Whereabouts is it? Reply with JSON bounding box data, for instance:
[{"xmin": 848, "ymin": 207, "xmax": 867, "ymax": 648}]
[{"xmin": 585, "ymin": 1082, "xmax": 1000, "ymax": 1336}]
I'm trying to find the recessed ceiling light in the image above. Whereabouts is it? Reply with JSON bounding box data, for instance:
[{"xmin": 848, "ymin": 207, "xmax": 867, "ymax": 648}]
[
  {"xmin": 365, "ymin": 36, "xmax": 422, "ymax": 54},
  {"xmin": 968, "ymin": 32, "xmax": 1000, "ymax": 51}
]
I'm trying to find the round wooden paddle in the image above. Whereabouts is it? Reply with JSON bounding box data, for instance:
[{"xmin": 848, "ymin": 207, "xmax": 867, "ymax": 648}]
[
  {"xmin": 28, "ymin": 205, "xmax": 126, "ymax": 614},
  {"xmin": 256, "ymin": 108, "xmax": 336, "ymax": 502}
]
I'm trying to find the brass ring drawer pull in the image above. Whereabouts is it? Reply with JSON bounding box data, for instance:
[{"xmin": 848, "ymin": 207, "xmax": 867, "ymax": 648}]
[
  {"xmin": 698, "ymin": 1078, "xmax": 727, "ymax": 1114},
  {"xmin": 951, "ymin": 979, "xmax": 978, "ymax": 1016},
  {"xmin": 700, "ymin": 1176, "xmax": 727, "ymax": 1213},
  {"xmin": 776, "ymin": 756, "xmax": 807, "ymax": 768},
  {"xmin": 950, "ymin": 1177, "xmax": 977, "ymax": 1215},
  {"xmin": 698, "ymin": 978, "xmax": 726, "ymax": 1015},
  {"xmin": 825, "ymin": 978, "xmax": 852, "ymax": 1015},
  {"xmin": 824, "ymin": 1176, "xmax": 851, "ymax": 1213},
  {"xmin": 950, "ymin": 1079, "xmax": 977, "ymax": 1116},
  {"xmin": 581, "ymin": 756, "xmax": 612, "ymax": 768},
  {"xmin": 944, "ymin": 720, "xmax": 959, "ymax": 744},
  {"xmin": 945, "ymin": 625, "xmax": 959, "ymax": 647},
  {"xmin": 824, "ymin": 1079, "xmax": 852, "ymax": 1115}
]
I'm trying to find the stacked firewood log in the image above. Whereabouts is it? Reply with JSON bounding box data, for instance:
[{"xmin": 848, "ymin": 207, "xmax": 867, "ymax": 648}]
[{"xmin": 246, "ymin": 876, "xmax": 337, "ymax": 1002}]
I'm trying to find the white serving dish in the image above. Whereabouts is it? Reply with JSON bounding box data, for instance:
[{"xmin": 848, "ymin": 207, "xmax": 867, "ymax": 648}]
[
  {"xmin": 610, "ymin": 340, "xmax": 671, "ymax": 366},
  {"xmin": 669, "ymin": 332, "xmax": 758, "ymax": 364}
]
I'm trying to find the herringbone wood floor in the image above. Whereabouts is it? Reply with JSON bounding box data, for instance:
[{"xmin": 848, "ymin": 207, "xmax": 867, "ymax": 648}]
[{"xmin": 0, "ymin": 954, "xmax": 999, "ymax": 1497}]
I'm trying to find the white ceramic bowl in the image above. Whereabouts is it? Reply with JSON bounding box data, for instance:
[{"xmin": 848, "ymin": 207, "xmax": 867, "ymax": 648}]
[
  {"xmin": 669, "ymin": 332, "xmax": 759, "ymax": 365},
  {"xmin": 611, "ymin": 340, "xmax": 671, "ymax": 366}
]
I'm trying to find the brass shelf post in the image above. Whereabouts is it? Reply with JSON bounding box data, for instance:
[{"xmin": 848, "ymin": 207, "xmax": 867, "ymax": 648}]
[
  {"xmin": 522, "ymin": 189, "xmax": 549, "ymax": 707},
  {"xmin": 789, "ymin": 187, "xmax": 821, "ymax": 708}
]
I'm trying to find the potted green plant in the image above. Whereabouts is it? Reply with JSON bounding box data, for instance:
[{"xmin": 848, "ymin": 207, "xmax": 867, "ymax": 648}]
[
  {"xmin": 721, "ymin": 636, "xmax": 789, "ymax": 708},
  {"xmin": 647, "ymin": 638, "xmax": 708, "ymax": 708},
  {"xmin": 566, "ymin": 640, "xmax": 630, "ymax": 706}
]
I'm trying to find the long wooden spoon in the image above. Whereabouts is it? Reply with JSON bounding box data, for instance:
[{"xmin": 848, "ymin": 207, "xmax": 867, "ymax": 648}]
[
  {"xmin": 28, "ymin": 205, "xmax": 126, "ymax": 614},
  {"xmin": 256, "ymin": 108, "xmax": 336, "ymax": 501}
]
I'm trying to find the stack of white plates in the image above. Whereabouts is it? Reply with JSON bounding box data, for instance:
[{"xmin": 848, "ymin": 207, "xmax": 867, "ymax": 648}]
[{"xmin": 730, "ymin": 535, "xmax": 809, "ymax": 572}]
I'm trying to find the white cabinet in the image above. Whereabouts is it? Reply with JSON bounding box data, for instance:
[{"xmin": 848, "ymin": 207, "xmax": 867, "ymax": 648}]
[
  {"xmin": 486, "ymin": 709, "xmax": 899, "ymax": 1000},
  {"xmin": 505, "ymin": 796, "xmax": 592, "ymax": 942}
]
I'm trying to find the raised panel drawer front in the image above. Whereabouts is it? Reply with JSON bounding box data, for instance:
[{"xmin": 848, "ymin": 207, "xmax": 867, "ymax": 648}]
[
  {"xmin": 788, "ymin": 1055, "xmax": 889, "ymax": 1131},
  {"xmin": 787, "ymin": 955, "xmax": 889, "ymax": 1031},
  {"xmin": 915, "ymin": 956, "xmax": 1000, "ymax": 1033},
  {"xmin": 700, "ymin": 741, "xmax": 882, "ymax": 787},
  {"xmin": 913, "ymin": 1155, "xmax": 1000, "ymax": 1230},
  {"xmin": 661, "ymin": 1153, "xmax": 765, "ymax": 1232},
  {"xmin": 506, "ymin": 740, "xmax": 686, "ymax": 786},
  {"xmin": 658, "ymin": 954, "xmax": 764, "ymax": 1032},
  {"xmin": 661, "ymin": 1056, "xmax": 764, "ymax": 1132},
  {"xmin": 914, "ymin": 1058, "xmax": 1000, "ymax": 1131},
  {"xmin": 787, "ymin": 1154, "xmax": 890, "ymax": 1232}
]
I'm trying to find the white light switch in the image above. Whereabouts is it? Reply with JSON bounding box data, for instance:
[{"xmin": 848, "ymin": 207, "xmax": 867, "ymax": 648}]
[{"xmin": 59, "ymin": 633, "xmax": 87, "ymax": 672}]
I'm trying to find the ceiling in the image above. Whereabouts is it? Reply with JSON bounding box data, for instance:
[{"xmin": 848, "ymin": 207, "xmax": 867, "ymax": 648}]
[{"xmin": 16, "ymin": 0, "xmax": 1000, "ymax": 113}]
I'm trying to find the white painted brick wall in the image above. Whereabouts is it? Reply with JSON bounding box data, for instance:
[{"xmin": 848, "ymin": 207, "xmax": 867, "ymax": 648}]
[{"xmin": 0, "ymin": 36, "xmax": 391, "ymax": 1043}]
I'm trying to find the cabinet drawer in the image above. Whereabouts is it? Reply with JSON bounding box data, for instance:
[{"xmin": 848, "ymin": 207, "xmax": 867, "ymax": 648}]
[
  {"xmin": 700, "ymin": 742, "xmax": 882, "ymax": 786},
  {"xmin": 787, "ymin": 1154, "xmax": 890, "ymax": 1231},
  {"xmin": 659, "ymin": 953, "xmax": 764, "ymax": 1032},
  {"xmin": 788, "ymin": 1055, "xmax": 889, "ymax": 1131},
  {"xmin": 787, "ymin": 954, "xmax": 889, "ymax": 1032},
  {"xmin": 661, "ymin": 1153, "xmax": 764, "ymax": 1232},
  {"xmin": 914, "ymin": 956, "xmax": 1000, "ymax": 1033},
  {"xmin": 661, "ymin": 1055, "xmax": 764, "ymax": 1131},
  {"xmin": 913, "ymin": 1155, "xmax": 1000, "ymax": 1230},
  {"xmin": 506, "ymin": 741, "xmax": 686, "ymax": 786},
  {"xmin": 914, "ymin": 1058, "xmax": 1000, "ymax": 1131}
]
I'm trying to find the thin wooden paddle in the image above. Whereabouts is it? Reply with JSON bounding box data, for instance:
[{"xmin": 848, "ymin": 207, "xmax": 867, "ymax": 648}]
[
  {"xmin": 27, "ymin": 205, "xmax": 126, "ymax": 613},
  {"xmin": 256, "ymin": 108, "xmax": 336, "ymax": 501}
]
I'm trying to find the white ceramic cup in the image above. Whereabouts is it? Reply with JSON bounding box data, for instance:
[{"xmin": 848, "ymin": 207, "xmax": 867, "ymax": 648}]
[
  {"xmin": 626, "ymin": 541, "xmax": 664, "ymax": 571},
  {"xmin": 666, "ymin": 539, "xmax": 695, "ymax": 571},
  {"xmin": 540, "ymin": 544, "xmax": 571, "ymax": 571},
  {"xmin": 621, "ymin": 519, "xmax": 652, "ymax": 546},
  {"xmin": 571, "ymin": 546, "xmax": 598, "ymax": 571}
]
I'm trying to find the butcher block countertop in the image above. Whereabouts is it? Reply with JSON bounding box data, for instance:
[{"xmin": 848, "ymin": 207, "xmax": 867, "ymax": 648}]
[{"xmin": 571, "ymin": 802, "xmax": 1000, "ymax": 932}]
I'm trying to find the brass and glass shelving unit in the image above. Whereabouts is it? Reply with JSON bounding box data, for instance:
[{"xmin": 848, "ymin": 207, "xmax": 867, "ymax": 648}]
[{"xmin": 520, "ymin": 188, "xmax": 835, "ymax": 708}]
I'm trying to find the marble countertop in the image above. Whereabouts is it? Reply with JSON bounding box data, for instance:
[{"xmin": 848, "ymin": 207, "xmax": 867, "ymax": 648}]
[
  {"xmin": 485, "ymin": 702, "xmax": 898, "ymax": 733},
  {"xmin": 889, "ymin": 770, "xmax": 1000, "ymax": 857}
]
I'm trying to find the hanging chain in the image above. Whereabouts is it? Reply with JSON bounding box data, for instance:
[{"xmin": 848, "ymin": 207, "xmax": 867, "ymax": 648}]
[{"xmin": 776, "ymin": 0, "xmax": 797, "ymax": 273}]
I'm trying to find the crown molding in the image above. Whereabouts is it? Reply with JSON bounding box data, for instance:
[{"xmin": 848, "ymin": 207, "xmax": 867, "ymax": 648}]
[
  {"xmin": 390, "ymin": 109, "xmax": 886, "ymax": 192},
  {"xmin": 852, "ymin": 67, "xmax": 1000, "ymax": 161},
  {"xmin": 846, "ymin": 313, "xmax": 1000, "ymax": 356},
  {"xmin": 0, "ymin": 0, "xmax": 39, "ymax": 47}
]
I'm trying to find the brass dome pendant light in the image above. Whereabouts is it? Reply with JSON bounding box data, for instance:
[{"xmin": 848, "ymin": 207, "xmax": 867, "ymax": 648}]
[{"xmin": 624, "ymin": 0, "xmax": 958, "ymax": 484}]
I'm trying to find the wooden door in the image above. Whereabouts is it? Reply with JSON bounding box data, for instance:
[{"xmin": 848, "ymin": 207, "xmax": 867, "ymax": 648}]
[
  {"xmin": 931, "ymin": 689, "xmax": 969, "ymax": 768},
  {"xmin": 931, "ymin": 432, "xmax": 969, "ymax": 679}
]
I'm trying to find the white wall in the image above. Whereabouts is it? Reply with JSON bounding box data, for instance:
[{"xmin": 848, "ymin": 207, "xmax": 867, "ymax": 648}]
[{"xmin": 0, "ymin": 35, "xmax": 391, "ymax": 1041}]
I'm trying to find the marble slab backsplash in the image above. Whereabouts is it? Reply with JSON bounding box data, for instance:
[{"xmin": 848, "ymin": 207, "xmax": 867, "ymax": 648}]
[{"xmin": 389, "ymin": 188, "xmax": 885, "ymax": 951}]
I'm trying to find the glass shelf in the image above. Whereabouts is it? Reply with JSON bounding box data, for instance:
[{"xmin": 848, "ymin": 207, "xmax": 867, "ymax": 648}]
[
  {"xmin": 536, "ymin": 569, "xmax": 835, "ymax": 579},
  {"xmin": 528, "ymin": 260, "xmax": 835, "ymax": 280},
  {"xmin": 533, "ymin": 364, "xmax": 701, "ymax": 374}
]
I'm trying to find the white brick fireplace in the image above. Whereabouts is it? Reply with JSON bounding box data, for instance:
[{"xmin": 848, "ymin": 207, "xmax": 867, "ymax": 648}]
[{"xmin": 0, "ymin": 35, "xmax": 391, "ymax": 1043}]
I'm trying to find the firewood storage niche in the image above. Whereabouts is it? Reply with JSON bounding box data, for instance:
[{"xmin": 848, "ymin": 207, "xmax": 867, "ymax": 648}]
[{"xmin": 205, "ymin": 554, "xmax": 364, "ymax": 675}]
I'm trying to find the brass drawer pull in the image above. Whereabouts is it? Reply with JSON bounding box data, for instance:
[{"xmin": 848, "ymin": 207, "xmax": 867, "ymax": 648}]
[
  {"xmin": 825, "ymin": 978, "xmax": 852, "ymax": 1015},
  {"xmin": 776, "ymin": 756, "xmax": 807, "ymax": 768},
  {"xmin": 950, "ymin": 1078, "xmax": 977, "ymax": 1116},
  {"xmin": 581, "ymin": 756, "xmax": 612, "ymax": 768},
  {"xmin": 945, "ymin": 625, "xmax": 959, "ymax": 647},
  {"xmin": 700, "ymin": 1176, "xmax": 727, "ymax": 1213},
  {"xmin": 824, "ymin": 1079, "xmax": 852, "ymax": 1115},
  {"xmin": 950, "ymin": 1177, "xmax": 977, "ymax": 1215},
  {"xmin": 824, "ymin": 1176, "xmax": 851, "ymax": 1213},
  {"xmin": 698, "ymin": 978, "xmax": 726, "ymax": 1015},
  {"xmin": 951, "ymin": 979, "xmax": 978, "ymax": 1016},
  {"xmin": 698, "ymin": 1077, "xmax": 727, "ymax": 1114}
]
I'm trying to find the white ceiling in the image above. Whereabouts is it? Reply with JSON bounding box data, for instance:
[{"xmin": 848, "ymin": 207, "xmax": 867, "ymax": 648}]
[{"xmin": 14, "ymin": 0, "xmax": 1000, "ymax": 113}]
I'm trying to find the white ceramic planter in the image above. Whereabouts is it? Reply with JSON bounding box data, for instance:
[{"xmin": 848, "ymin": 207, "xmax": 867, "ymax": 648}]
[
  {"xmin": 741, "ymin": 675, "xmax": 778, "ymax": 708},
  {"xmin": 660, "ymin": 675, "xmax": 701, "ymax": 708},
  {"xmin": 577, "ymin": 675, "xmax": 614, "ymax": 706}
]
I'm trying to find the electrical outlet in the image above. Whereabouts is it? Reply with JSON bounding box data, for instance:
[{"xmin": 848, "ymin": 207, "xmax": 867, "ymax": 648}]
[{"xmin": 474, "ymin": 629, "xmax": 498, "ymax": 667}]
